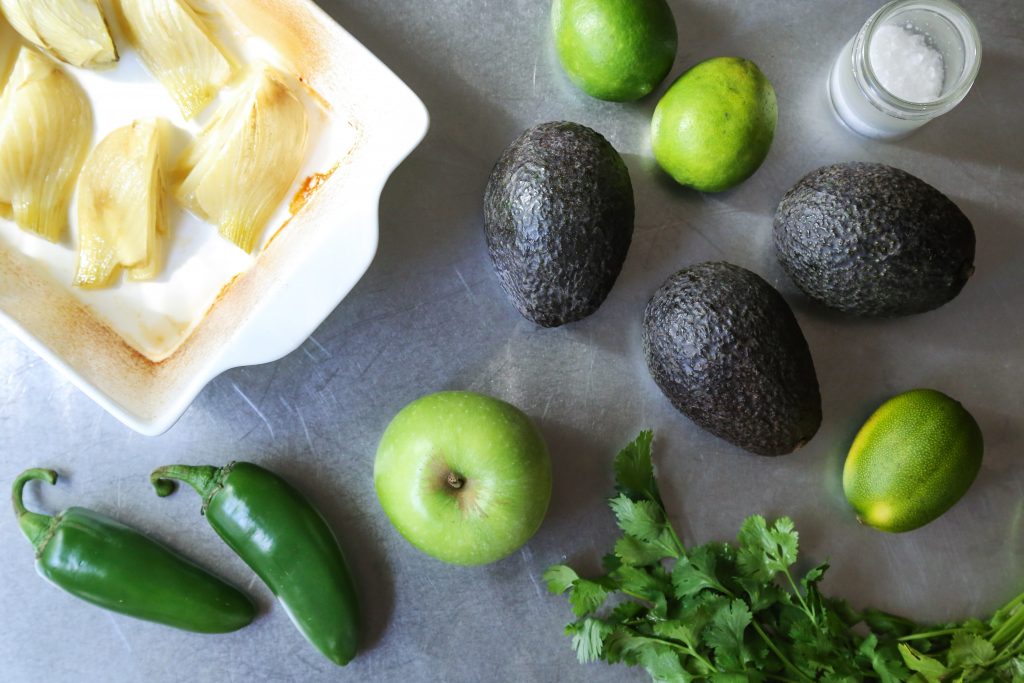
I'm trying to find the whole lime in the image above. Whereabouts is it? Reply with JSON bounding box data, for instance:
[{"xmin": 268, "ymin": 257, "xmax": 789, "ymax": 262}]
[
  {"xmin": 843, "ymin": 388, "xmax": 983, "ymax": 533},
  {"xmin": 552, "ymin": 0, "xmax": 677, "ymax": 102},
  {"xmin": 651, "ymin": 57, "xmax": 777, "ymax": 192}
]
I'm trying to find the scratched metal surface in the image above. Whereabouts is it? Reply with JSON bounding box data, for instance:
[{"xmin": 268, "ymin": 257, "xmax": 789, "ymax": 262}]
[{"xmin": 2, "ymin": 1, "xmax": 1022, "ymax": 681}]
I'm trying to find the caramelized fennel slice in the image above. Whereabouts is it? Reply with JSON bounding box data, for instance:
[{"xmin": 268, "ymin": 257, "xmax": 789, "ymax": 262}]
[
  {"xmin": 175, "ymin": 68, "xmax": 308, "ymax": 253},
  {"xmin": 74, "ymin": 119, "xmax": 166, "ymax": 289},
  {"xmin": 0, "ymin": 48, "xmax": 92, "ymax": 241},
  {"xmin": 115, "ymin": 0, "xmax": 233, "ymax": 120},
  {"xmin": 0, "ymin": 0, "xmax": 117, "ymax": 68}
]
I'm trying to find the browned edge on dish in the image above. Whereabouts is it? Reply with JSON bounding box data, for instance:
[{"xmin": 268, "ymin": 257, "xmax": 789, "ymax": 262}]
[{"xmin": 0, "ymin": 0, "xmax": 370, "ymax": 423}]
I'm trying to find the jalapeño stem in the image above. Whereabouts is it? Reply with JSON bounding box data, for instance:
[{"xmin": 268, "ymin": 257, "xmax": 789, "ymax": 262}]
[
  {"xmin": 150, "ymin": 464, "xmax": 223, "ymax": 502},
  {"xmin": 12, "ymin": 468, "xmax": 58, "ymax": 550}
]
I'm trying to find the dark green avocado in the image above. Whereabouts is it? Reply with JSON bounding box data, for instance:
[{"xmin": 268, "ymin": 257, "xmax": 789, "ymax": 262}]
[
  {"xmin": 774, "ymin": 162, "xmax": 975, "ymax": 317},
  {"xmin": 483, "ymin": 121, "xmax": 634, "ymax": 327},
  {"xmin": 643, "ymin": 262, "xmax": 821, "ymax": 456}
]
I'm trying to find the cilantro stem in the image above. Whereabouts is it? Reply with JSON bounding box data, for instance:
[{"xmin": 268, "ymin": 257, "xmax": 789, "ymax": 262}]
[
  {"xmin": 984, "ymin": 643, "xmax": 1024, "ymax": 669},
  {"xmin": 655, "ymin": 500, "xmax": 687, "ymax": 558},
  {"xmin": 621, "ymin": 589, "xmax": 655, "ymax": 604},
  {"xmin": 995, "ymin": 627, "xmax": 1024, "ymax": 658},
  {"xmin": 666, "ymin": 521, "xmax": 686, "ymax": 558},
  {"xmin": 654, "ymin": 630, "xmax": 800, "ymax": 683},
  {"xmin": 994, "ymin": 591, "xmax": 1024, "ymax": 619},
  {"xmin": 897, "ymin": 627, "xmax": 962, "ymax": 642},
  {"xmin": 750, "ymin": 620, "xmax": 815, "ymax": 683},
  {"xmin": 782, "ymin": 569, "xmax": 815, "ymax": 624},
  {"xmin": 644, "ymin": 631, "xmax": 715, "ymax": 672},
  {"xmin": 1010, "ymin": 627, "xmax": 1024, "ymax": 649},
  {"xmin": 989, "ymin": 599, "xmax": 1024, "ymax": 647}
]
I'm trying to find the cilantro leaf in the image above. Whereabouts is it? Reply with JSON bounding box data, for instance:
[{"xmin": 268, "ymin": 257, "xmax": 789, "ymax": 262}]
[
  {"xmin": 709, "ymin": 674, "xmax": 752, "ymax": 683},
  {"xmin": 602, "ymin": 551, "xmax": 622, "ymax": 573},
  {"xmin": 610, "ymin": 494, "xmax": 668, "ymax": 542},
  {"xmin": 638, "ymin": 645, "xmax": 690, "ymax": 683},
  {"xmin": 825, "ymin": 597, "xmax": 862, "ymax": 630},
  {"xmin": 899, "ymin": 643, "xmax": 949, "ymax": 682},
  {"xmin": 737, "ymin": 515, "xmax": 798, "ymax": 582},
  {"xmin": 800, "ymin": 562, "xmax": 831, "ymax": 623},
  {"xmin": 603, "ymin": 628, "xmax": 653, "ymax": 665},
  {"xmin": 802, "ymin": 561, "xmax": 829, "ymax": 587},
  {"xmin": 615, "ymin": 532, "xmax": 675, "ymax": 566},
  {"xmin": 568, "ymin": 617, "xmax": 613, "ymax": 663},
  {"xmin": 608, "ymin": 600, "xmax": 645, "ymax": 624},
  {"xmin": 736, "ymin": 575, "xmax": 788, "ymax": 614},
  {"xmin": 569, "ymin": 578, "xmax": 609, "ymax": 617},
  {"xmin": 820, "ymin": 674, "xmax": 858, "ymax": 683},
  {"xmin": 858, "ymin": 633, "xmax": 908, "ymax": 683},
  {"xmin": 611, "ymin": 564, "xmax": 672, "ymax": 603},
  {"xmin": 1005, "ymin": 655, "xmax": 1024, "ymax": 679},
  {"xmin": 784, "ymin": 605, "xmax": 842, "ymax": 673},
  {"xmin": 653, "ymin": 621, "xmax": 700, "ymax": 650},
  {"xmin": 614, "ymin": 430, "xmax": 660, "ymax": 504},
  {"xmin": 650, "ymin": 591, "xmax": 670, "ymax": 621},
  {"xmin": 603, "ymin": 630, "xmax": 693, "ymax": 681},
  {"xmin": 862, "ymin": 608, "xmax": 918, "ymax": 638},
  {"xmin": 947, "ymin": 632, "xmax": 996, "ymax": 667},
  {"xmin": 958, "ymin": 617, "xmax": 987, "ymax": 634},
  {"xmin": 705, "ymin": 599, "xmax": 753, "ymax": 671},
  {"xmin": 542, "ymin": 564, "xmax": 579, "ymax": 595},
  {"xmin": 680, "ymin": 592, "xmax": 732, "ymax": 641},
  {"xmin": 653, "ymin": 623, "xmax": 716, "ymax": 677},
  {"xmin": 672, "ymin": 544, "xmax": 729, "ymax": 598}
]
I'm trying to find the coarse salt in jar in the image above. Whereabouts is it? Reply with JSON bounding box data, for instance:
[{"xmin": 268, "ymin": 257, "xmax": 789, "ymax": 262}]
[{"xmin": 828, "ymin": 0, "xmax": 982, "ymax": 140}]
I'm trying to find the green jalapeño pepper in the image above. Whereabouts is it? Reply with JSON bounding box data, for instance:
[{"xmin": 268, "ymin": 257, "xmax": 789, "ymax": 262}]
[
  {"xmin": 12, "ymin": 468, "xmax": 255, "ymax": 633},
  {"xmin": 151, "ymin": 462, "xmax": 360, "ymax": 665}
]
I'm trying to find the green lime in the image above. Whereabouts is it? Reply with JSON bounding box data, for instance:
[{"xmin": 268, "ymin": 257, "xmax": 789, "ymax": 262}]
[
  {"xmin": 843, "ymin": 389, "xmax": 984, "ymax": 533},
  {"xmin": 651, "ymin": 57, "xmax": 777, "ymax": 192},
  {"xmin": 552, "ymin": 0, "xmax": 677, "ymax": 102}
]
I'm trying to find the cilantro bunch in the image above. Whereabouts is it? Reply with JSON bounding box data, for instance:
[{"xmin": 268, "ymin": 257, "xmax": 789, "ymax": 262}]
[{"xmin": 544, "ymin": 432, "xmax": 1024, "ymax": 682}]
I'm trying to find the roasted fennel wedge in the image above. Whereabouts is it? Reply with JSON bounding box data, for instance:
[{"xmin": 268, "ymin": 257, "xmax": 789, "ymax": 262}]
[
  {"xmin": 115, "ymin": 0, "xmax": 233, "ymax": 119},
  {"xmin": 75, "ymin": 120, "xmax": 166, "ymax": 289},
  {"xmin": 175, "ymin": 68, "xmax": 308, "ymax": 253},
  {"xmin": 0, "ymin": 48, "xmax": 92, "ymax": 241},
  {"xmin": 0, "ymin": 0, "xmax": 117, "ymax": 68}
]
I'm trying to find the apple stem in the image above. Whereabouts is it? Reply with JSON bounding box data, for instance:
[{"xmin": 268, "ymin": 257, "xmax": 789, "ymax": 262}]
[{"xmin": 446, "ymin": 472, "xmax": 465, "ymax": 490}]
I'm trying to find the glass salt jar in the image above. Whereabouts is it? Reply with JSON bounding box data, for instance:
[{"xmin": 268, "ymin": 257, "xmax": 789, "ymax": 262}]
[{"xmin": 828, "ymin": 0, "xmax": 981, "ymax": 140}]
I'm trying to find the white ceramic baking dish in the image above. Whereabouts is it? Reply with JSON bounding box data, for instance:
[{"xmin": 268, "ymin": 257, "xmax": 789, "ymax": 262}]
[{"xmin": 0, "ymin": 0, "xmax": 428, "ymax": 435}]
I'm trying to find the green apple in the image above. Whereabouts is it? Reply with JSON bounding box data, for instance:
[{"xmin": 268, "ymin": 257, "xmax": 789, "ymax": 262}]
[{"xmin": 374, "ymin": 391, "xmax": 552, "ymax": 565}]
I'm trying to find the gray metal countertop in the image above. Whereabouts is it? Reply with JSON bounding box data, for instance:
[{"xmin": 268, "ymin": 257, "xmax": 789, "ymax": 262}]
[{"xmin": 2, "ymin": 1, "xmax": 1022, "ymax": 681}]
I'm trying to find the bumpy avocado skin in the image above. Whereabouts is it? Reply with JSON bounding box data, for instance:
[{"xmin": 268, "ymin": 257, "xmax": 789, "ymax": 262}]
[
  {"xmin": 484, "ymin": 122, "xmax": 634, "ymax": 327},
  {"xmin": 774, "ymin": 163, "xmax": 975, "ymax": 317},
  {"xmin": 643, "ymin": 262, "xmax": 822, "ymax": 456}
]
